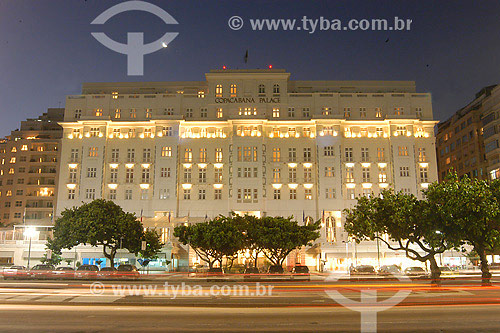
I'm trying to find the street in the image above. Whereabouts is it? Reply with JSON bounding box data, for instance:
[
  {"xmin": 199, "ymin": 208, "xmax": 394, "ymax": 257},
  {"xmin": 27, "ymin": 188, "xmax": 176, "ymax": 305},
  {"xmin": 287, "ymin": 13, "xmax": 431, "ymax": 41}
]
[{"xmin": 0, "ymin": 278, "xmax": 499, "ymax": 332}]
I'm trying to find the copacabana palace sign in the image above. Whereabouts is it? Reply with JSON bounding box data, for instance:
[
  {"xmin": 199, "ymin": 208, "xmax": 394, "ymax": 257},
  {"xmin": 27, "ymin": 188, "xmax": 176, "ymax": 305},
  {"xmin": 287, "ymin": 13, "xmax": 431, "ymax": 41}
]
[{"xmin": 214, "ymin": 97, "xmax": 281, "ymax": 104}]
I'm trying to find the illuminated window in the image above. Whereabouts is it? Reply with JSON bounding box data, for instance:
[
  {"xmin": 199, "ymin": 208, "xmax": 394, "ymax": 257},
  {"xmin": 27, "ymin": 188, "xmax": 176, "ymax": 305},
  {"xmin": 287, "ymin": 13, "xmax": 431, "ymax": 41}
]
[
  {"xmin": 10, "ymin": 157, "xmax": 15, "ymax": 164},
  {"xmin": 359, "ymin": 107, "xmax": 367, "ymax": 117},
  {"xmin": 112, "ymin": 92, "xmax": 118, "ymax": 99},
  {"xmin": 347, "ymin": 188, "xmax": 355, "ymax": 200},
  {"xmin": 396, "ymin": 126, "xmax": 406, "ymax": 136},
  {"xmin": 199, "ymin": 148, "xmax": 207, "ymax": 162},
  {"xmin": 8, "ymin": 168, "xmax": 14, "ymax": 175},
  {"xmin": 162, "ymin": 126, "xmax": 173, "ymax": 136},
  {"xmin": 325, "ymin": 189, "xmax": 335, "ymax": 199},
  {"xmin": 418, "ymin": 148, "xmax": 427, "ymax": 162},
  {"xmin": 215, "ymin": 148, "xmax": 223, "ymax": 162},
  {"xmin": 95, "ymin": 109, "xmax": 103, "ymax": 117},
  {"xmin": 6, "ymin": 190, "xmax": 12, "ymax": 197},
  {"xmin": 145, "ymin": 108, "xmax": 152, "ymax": 119},
  {"xmin": 21, "ymin": 145, "xmax": 28, "ymax": 151},
  {"xmin": 215, "ymin": 84, "xmax": 223, "ymax": 97},
  {"xmin": 11, "ymin": 147, "xmax": 17, "ymax": 153},
  {"xmin": 272, "ymin": 108, "xmax": 280, "ymax": 118},
  {"xmin": 216, "ymin": 108, "xmax": 223, "ymax": 118},
  {"xmin": 377, "ymin": 148, "xmax": 385, "ymax": 161},
  {"xmin": 198, "ymin": 91, "xmax": 205, "ymax": 98},
  {"xmin": 114, "ymin": 109, "xmax": 121, "ymax": 119},
  {"xmin": 379, "ymin": 167, "xmax": 387, "ymax": 182},
  {"xmin": 344, "ymin": 107, "xmax": 351, "ymax": 118},
  {"xmin": 398, "ymin": 146, "xmax": 408, "ymax": 156},
  {"xmin": 184, "ymin": 148, "xmax": 192, "ymax": 162},
  {"xmin": 322, "ymin": 107, "xmax": 331, "ymax": 116},
  {"xmin": 305, "ymin": 189, "xmax": 313, "ymax": 200},
  {"xmin": 272, "ymin": 168, "xmax": 281, "ymax": 182},
  {"xmin": 90, "ymin": 127, "xmax": 100, "ymax": 137},
  {"xmin": 346, "ymin": 167, "xmax": 354, "ymax": 183},
  {"xmin": 325, "ymin": 167, "xmax": 334, "ymax": 177},
  {"xmin": 161, "ymin": 147, "xmax": 172, "ymax": 157},
  {"xmin": 394, "ymin": 107, "xmax": 404, "ymax": 115},
  {"xmin": 215, "ymin": 168, "xmax": 223, "ymax": 182},
  {"xmin": 375, "ymin": 107, "xmax": 382, "ymax": 118},
  {"xmin": 230, "ymin": 84, "xmax": 237, "ymax": 97},
  {"xmin": 88, "ymin": 147, "xmax": 98, "ymax": 157},
  {"xmin": 130, "ymin": 109, "xmax": 137, "ymax": 118}
]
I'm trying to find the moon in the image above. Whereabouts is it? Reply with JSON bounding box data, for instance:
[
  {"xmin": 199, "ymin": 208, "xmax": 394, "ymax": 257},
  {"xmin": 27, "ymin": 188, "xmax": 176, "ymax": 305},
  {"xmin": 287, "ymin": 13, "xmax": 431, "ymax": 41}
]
[{"xmin": 162, "ymin": 42, "xmax": 168, "ymax": 48}]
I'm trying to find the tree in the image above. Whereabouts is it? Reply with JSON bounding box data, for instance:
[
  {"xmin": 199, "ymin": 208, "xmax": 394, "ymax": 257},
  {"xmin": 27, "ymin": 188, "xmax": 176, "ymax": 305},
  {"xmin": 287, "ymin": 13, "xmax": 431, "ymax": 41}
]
[
  {"xmin": 426, "ymin": 173, "xmax": 500, "ymax": 284},
  {"xmin": 40, "ymin": 252, "xmax": 63, "ymax": 266},
  {"xmin": 174, "ymin": 216, "xmax": 245, "ymax": 269},
  {"xmin": 49, "ymin": 199, "xmax": 163, "ymax": 267},
  {"xmin": 344, "ymin": 190, "xmax": 454, "ymax": 283},
  {"xmin": 140, "ymin": 229, "xmax": 164, "ymax": 259},
  {"xmin": 253, "ymin": 216, "xmax": 320, "ymax": 267},
  {"xmin": 230, "ymin": 213, "xmax": 264, "ymax": 268}
]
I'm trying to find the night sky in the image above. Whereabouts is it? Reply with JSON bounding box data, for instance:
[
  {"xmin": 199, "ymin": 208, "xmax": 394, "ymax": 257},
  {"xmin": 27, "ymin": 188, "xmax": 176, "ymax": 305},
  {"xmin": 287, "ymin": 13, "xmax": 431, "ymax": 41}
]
[{"xmin": 1, "ymin": 0, "xmax": 500, "ymax": 137}]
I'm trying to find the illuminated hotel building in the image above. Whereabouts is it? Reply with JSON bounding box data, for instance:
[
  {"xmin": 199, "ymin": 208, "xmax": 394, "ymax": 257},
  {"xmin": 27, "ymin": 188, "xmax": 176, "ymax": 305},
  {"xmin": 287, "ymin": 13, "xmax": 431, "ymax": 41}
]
[{"xmin": 55, "ymin": 69, "xmax": 439, "ymax": 270}]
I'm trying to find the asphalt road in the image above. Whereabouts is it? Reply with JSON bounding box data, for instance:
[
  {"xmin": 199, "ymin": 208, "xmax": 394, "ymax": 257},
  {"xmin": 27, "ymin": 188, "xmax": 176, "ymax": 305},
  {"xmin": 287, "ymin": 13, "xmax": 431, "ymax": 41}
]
[{"xmin": 0, "ymin": 279, "xmax": 499, "ymax": 332}]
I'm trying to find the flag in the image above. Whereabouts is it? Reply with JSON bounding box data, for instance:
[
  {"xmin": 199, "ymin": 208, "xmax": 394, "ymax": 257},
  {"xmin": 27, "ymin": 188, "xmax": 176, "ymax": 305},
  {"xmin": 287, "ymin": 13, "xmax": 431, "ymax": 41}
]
[
  {"xmin": 244, "ymin": 49, "xmax": 248, "ymax": 64},
  {"xmin": 302, "ymin": 211, "xmax": 305, "ymax": 224},
  {"xmin": 140, "ymin": 209, "xmax": 143, "ymax": 223},
  {"xmin": 167, "ymin": 211, "xmax": 171, "ymax": 223},
  {"xmin": 322, "ymin": 210, "xmax": 325, "ymax": 223}
]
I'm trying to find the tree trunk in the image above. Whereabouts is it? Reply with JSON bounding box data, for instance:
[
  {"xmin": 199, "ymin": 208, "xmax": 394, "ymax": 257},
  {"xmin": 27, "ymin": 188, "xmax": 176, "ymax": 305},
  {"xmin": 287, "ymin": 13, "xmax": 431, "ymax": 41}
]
[
  {"xmin": 428, "ymin": 255, "xmax": 441, "ymax": 285},
  {"xmin": 477, "ymin": 248, "xmax": 491, "ymax": 286},
  {"xmin": 253, "ymin": 251, "xmax": 259, "ymax": 268}
]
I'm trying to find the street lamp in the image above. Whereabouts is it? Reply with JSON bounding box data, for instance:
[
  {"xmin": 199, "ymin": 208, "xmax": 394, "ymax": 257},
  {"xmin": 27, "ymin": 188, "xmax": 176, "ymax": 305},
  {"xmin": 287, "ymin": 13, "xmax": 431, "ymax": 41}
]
[{"xmin": 24, "ymin": 227, "xmax": 36, "ymax": 270}]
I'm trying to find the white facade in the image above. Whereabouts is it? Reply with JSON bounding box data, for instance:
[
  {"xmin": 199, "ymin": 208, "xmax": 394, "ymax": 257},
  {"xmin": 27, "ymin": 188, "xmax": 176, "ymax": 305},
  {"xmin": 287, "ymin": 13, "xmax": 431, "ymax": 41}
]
[{"xmin": 55, "ymin": 69, "xmax": 439, "ymax": 270}]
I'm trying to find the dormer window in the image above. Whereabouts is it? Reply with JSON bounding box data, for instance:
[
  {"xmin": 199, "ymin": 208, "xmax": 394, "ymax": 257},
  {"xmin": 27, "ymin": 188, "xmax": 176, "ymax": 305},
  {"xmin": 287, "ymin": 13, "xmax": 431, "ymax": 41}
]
[{"xmin": 215, "ymin": 84, "xmax": 223, "ymax": 97}]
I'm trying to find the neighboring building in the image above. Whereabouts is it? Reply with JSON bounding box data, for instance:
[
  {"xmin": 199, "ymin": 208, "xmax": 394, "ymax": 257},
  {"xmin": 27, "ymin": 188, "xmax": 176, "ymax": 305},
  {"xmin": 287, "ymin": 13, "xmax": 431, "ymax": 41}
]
[
  {"xmin": 436, "ymin": 86, "xmax": 494, "ymax": 181},
  {"xmin": 55, "ymin": 69, "xmax": 441, "ymax": 270},
  {"xmin": 0, "ymin": 108, "xmax": 64, "ymax": 266}
]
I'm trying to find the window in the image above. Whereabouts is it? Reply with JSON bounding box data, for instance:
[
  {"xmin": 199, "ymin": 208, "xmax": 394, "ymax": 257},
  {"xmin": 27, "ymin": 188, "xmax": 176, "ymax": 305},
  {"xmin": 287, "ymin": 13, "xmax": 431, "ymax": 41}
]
[
  {"xmin": 258, "ymin": 84, "xmax": 265, "ymax": 94},
  {"xmin": 215, "ymin": 148, "xmax": 223, "ymax": 162},
  {"xmin": 10, "ymin": 157, "xmax": 15, "ymax": 164},
  {"xmin": 110, "ymin": 168, "xmax": 118, "ymax": 182},
  {"xmin": 273, "ymin": 84, "xmax": 280, "ymax": 94},
  {"xmin": 325, "ymin": 166, "xmax": 334, "ymax": 177},
  {"xmin": 143, "ymin": 149, "xmax": 151, "ymax": 162},
  {"xmin": 288, "ymin": 167, "xmax": 297, "ymax": 182},
  {"xmin": 183, "ymin": 167, "xmax": 191, "ymax": 182},
  {"xmin": 4, "ymin": 202, "xmax": 10, "ymax": 208},
  {"xmin": 141, "ymin": 167, "xmax": 150, "ymax": 183},
  {"xmin": 199, "ymin": 168, "xmax": 207, "ymax": 183},
  {"xmin": 161, "ymin": 147, "xmax": 172, "ymax": 157},
  {"xmin": 325, "ymin": 188, "xmax": 335, "ymax": 199},
  {"xmin": 347, "ymin": 188, "xmax": 355, "ymax": 200},
  {"xmin": 272, "ymin": 148, "xmax": 281, "ymax": 162},
  {"xmin": 361, "ymin": 148, "xmax": 369, "ymax": 162},
  {"xmin": 111, "ymin": 148, "xmax": 119, "ymax": 162},
  {"xmin": 158, "ymin": 167, "xmax": 169, "ymax": 178},
  {"xmin": 415, "ymin": 107, "xmax": 423, "ymax": 118},
  {"xmin": 162, "ymin": 126, "xmax": 173, "ymax": 137},
  {"xmin": 144, "ymin": 128, "xmax": 152, "ymax": 138},
  {"xmin": 288, "ymin": 148, "xmax": 296, "ymax": 162},
  {"xmin": 128, "ymin": 128, "xmax": 136, "ymax": 138},
  {"xmin": 345, "ymin": 147, "xmax": 353, "ymax": 162},
  {"xmin": 214, "ymin": 189, "xmax": 222, "ymax": 200},
  {"xmin": 215, "ymin": 84, "xmax": 223, "ymax": 97},
  {"xmin": 164, "ymin": 108, "xmax": 174, "ymax": 115},
  {"xmin": 87, "ymin": 167, "xmax": 97, "ymax": 178},
  {"xmin": 362, "ymin": 167, "xmax": 370, "ymax": 182},
  {"xmin": 95, "ymin": 109, "xmax": 103, "ymax": 117},
  {"xmin": 216, "ymin": 108, "xmax": 223, "ymax": 118},
  {"xmin": 377, "ymin": 148, "xmax": 385, "ymax": 162},
  {"xmin": 398, "ymin": 146, "xmax": 408, "ymax": 156},
  {"xmin": 272, "ymin": 168, "xmax": 281, "ymax": 182},
  {"xmin": 230, "ymin": 84, "xmax": 237, "ymax": 97},
  {"xmin": 200, "ymin": 108, "xmax": 208, "ymax": 118},
  {"xmin": 184, "ymin": 148, "xmax": 192, "ymax": 162},
  {"xmin": 114, "ymin": 109, "xmax": 121, "ymax": 119},
  {"xmin": 418, "ymin": 148, "xmax": 426, "ymax": 162},
  {"xmin": 346, "ymin": 167, "xmax": 354, "ymax": 182},
  {"xmin": 304, "ymin": 167, "xmax": 312, "ymax": 182},
  {"xmin": 21, "ymin": 145, "xmax": 28, "ymax": 151},
  {"xmin": 289, "ymin": 189, "xmax": 297, "ymax": 200},
  {"xmin": 394, "ymin": 107, "xmax": 404, "ymax": 115},
  {"xmin": 420, "ymin": 167, "xmax": 428, "ymax": 182},
  {"xmin": 238, "ymin": 146, "xmax": 258, "ymax": 162},
  {"xmin": 359, "ymin": 107, "xmax": 367, "ymax": 117},
  {"xmin": 140, "ymin": 189, "xmax": 149, "ymax": 200},
  {"xmin": 272, "ymin": 108, "xmax": 280, "ymax": 118},
  {"xmin": 15, "ymin": 200, "xmax": 22, "ymax": 207},
  {"xmin": 273, "ymin": 189, "xmax": 281, "ymax": 200},
  {"xmin": 396, "ymin": 126, "xmax": 406, "ymax": 136},
  {"xmin": 69, "ymin": 169, "xmax": 77, "ymax": 182},
  {"xmin": 145, "ymin": 108, "xmax": 152, "ymax": 119},
  {"xmin": 17, "ymin": 178, "xmax": 24, "ymax": 184},
  {"xmin": 125, "ymin": 189, "xmax": 133, "ymax": 200},
  {"xmin": 88, "ymin": 147, "xmax": 98, "ymax": 157},
  {"xmin": 127, "ymin": 149, "xmax": 135, "ymax": 162},
  {"xmin": 379, "ymin": 167, "xmax": 387, "ymax": 182},
  {"xmin": 74, "ymin": 109, "xmax": 82, "ymax": 119},
  {"xmin": 199, "ymin": 148, "xmax": 207, "ymax": 163},
  {"xmin": 8, "ymin": 168, "xmax": 14, "ymax": 175},
  {"xmin": 344, "ymin": 107, "xmax": 351, "ymax": 118},
  {"xmin": 198, "ymin": 189, "xmax": 206, "ymax": 200},
  {"xmin": 109, "ymin": 189, "xmax": 117, "ymax": 200},
  {"xmin": 375, "ymin": 107, "xmax": 382, "ymax": 118},
  {"xmin": 130, "ymin": 109, "xmax": 136, "ymax": 118},
  {"xmin": 68, "ymin": 189, "xmax": 75, "ymax": 200},
  {"xmin": 214, "ymin": 168, "xmax": 223, "ymax": 182},
  {"xmin": 362, "ymin": 188, "xmax": 371, "ymax": 197},
  {"xmin": 324, "ymin": 146, "xmax": 335, "ymax": 157},
  {"xmin": 159, "ymin": 189, "xmax": 169, "ymax": 200},
  {"xmin": 305, "ymin": 189, "xmax": 313, "ymax": 200},
  {"xmin": 85, "ymin": 189, "xmax": 96, "ymax": 200},
  {"xmin": 303, "ymin": 147, "xmax": 312, "ymax": 162},
  {"xmin": 126, "ymin": 167, "xmax": 134, "ymax": 183},
  {"xmin": 400, "ymin": 166, "xmax": 410, "ymax": 177},
  {"xmin": 288, "ymin": 107, "xmax": 295, "ymax": 118},
  {"xmin": 302, "ymin": 108, "xmax": 310, "ymax": 118}
]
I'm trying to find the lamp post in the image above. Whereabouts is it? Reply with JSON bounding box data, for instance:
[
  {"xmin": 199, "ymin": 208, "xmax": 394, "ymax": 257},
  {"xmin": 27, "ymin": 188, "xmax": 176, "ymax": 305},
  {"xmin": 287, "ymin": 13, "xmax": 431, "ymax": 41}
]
[{"xmin": 24, "ymin": 227, "xmax": 36, "ymax": 270}]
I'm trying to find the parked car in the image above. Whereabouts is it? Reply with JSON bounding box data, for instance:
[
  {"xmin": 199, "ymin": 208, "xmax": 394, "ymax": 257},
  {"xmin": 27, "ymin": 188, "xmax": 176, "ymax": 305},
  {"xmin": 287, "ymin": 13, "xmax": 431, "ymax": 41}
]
[
  {"xmin": 3, "ymin": 265, "xmax": 28, "ymax": 279},
  {"xmin": 291, "ymin": 265, "xmax": 310, "ymax": 281},
  {"xmin": 52, "ymin": 266, "xmax": 75, "ymax": 279},
  {"xmin": 29, "ymin": 264, "xmax": 55, "ymax": 279},
  {"xmin": 404, "ymin": 266, "xmax": 428, "ymax": 278},
  {"xmin": 351, "ymin": 265, "xmax": 377, "ymax": 275},
  {"xmin": 97, "ymin": 267, "xmax": 117, "ymax": 279},
  {"xmin": 267, "ymin": 265, "xmax": 285, "ymax": 274},
  {"xmin": 75, "ymin": 265, "xmax": 100, "ymax": 279},
  {"xmin": 115, "ymin": 264, "xmax": 140, "ymax": 280},
  {"xmin": 243, "ymin": 267, "xmax": 261, "ymax": 281},
  {"xmin": 378, "ymin": 265, "xmax": 402, "ymax": 276},
  {"xmin": 439, "ymin": 266, "xmax": 458, "ymax": 278}
]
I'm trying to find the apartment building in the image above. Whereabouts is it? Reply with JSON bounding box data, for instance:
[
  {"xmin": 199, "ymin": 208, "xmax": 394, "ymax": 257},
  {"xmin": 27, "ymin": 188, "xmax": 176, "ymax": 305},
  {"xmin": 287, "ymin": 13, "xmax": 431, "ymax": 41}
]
[{"xmin": 54, "ymin": 69, "xmax": 439, "ymax": 270}]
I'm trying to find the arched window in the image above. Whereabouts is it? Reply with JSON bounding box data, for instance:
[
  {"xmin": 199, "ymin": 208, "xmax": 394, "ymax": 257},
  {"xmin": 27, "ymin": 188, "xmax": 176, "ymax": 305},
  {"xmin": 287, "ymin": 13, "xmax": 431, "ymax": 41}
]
[
  {"xmin": 230, "ymin": 84, "xmax": 237, "ymax": 97},
  {"xmin": 215, "ymin": 84, "xmax": 223, "ymax": 97}
]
